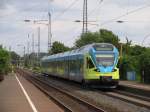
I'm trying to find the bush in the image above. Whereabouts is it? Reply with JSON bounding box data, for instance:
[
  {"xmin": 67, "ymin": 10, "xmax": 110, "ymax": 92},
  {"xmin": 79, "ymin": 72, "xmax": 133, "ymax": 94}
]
[
  {"xmin": 139, "ymin": 49, "xmax": 150, "ymax": 83},
  {"xmin": 32, "ymin": 66, "xmax": 41, "ymax": 73},
  {"xmin": 0, "ymin": 48, "xmax": 10, "ymax": 75},
  {"xmin": 119, "ymin": 55, "xmax": 141, "ymax": 81}
]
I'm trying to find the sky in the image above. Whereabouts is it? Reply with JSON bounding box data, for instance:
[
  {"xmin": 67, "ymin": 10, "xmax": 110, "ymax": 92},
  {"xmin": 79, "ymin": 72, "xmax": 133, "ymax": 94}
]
[{"xmin": 0, "ymin": 0, "xmax": 150, "ymax": 55}]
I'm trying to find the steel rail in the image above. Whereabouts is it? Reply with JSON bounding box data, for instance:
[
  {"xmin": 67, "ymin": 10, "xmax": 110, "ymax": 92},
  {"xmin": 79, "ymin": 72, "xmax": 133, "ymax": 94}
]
[
  {"xmin": 101, "ymin": 90, "xmax": 150, "ymax": 109},
  {"xmin": 18, "ymin": 69, "xmax": 150, "ymax": 109},
  {"xmin": 113, "ymin": 89, "xmax": 150, "ymax": 102},
  {"xmin": 17, "ymin": 70, "xmax": 106, "ymax": 112}
]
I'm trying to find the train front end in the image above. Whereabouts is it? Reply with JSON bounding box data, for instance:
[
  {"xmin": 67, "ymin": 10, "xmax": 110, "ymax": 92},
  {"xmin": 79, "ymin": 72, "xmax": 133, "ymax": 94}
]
[{"xmin": 85, "ymin": 43, "xmax": 119, "ymax": 88}]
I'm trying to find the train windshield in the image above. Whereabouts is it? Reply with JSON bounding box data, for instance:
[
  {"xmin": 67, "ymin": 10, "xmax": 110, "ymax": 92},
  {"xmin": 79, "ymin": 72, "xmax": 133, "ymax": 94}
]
[{"xmin": 96, "ymin": 54, "xmax": 114, "ymax": 66}]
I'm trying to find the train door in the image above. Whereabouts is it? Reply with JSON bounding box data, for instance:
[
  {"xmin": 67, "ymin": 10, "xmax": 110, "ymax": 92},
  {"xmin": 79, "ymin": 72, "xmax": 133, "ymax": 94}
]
[
  {"xmin": 74, "ymin": 58, "xmax": 81, "ymax": 82},
  {"xmin": 68, "ymin": 59, "xmax": 74, "ymax": 81},
  {"xmin": 85, "ymin": 56, "xmax": 95, "ymax": 79},
  {"xmin": 64, "ymin": 59, "xmax": 69, "ymax": 79},
  {"xmin": 75, "ymin": 58, "xmax": 84, "ymax": 82}
]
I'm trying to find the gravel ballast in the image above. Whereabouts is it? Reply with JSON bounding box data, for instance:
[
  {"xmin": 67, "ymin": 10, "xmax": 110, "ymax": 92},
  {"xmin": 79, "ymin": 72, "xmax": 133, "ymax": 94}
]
[{"xmin": 38, "ymin": 75, "xmax": 150, "ymax": 112}]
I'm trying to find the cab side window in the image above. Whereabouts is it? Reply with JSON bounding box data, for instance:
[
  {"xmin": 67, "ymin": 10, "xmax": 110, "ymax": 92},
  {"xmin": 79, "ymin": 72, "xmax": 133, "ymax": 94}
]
[{"xmin": 87, "ymin": 58, "xmax": 95, "ymax": 69}]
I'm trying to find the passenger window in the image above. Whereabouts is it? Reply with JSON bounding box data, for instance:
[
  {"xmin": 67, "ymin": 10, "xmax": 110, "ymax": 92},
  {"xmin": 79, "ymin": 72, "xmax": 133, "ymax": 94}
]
[{"xmin": 87, "ymin": 58, "xmax": 95, "ymax": 69}]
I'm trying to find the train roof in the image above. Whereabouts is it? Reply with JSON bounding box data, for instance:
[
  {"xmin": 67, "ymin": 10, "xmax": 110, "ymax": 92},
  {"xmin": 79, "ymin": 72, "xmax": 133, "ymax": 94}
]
[{"xmin": 41, "ymin": 43, "xmax": 115, "ymax": 61}]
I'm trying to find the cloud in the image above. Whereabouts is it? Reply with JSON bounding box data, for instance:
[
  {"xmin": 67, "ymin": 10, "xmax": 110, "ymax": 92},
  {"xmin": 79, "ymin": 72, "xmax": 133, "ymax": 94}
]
[
  {"xmin": 0, "ymin": 0, "xmax": 150, "ymax": 55},
  {"xmin": 0, "ymin": 0, "xmax": 8, "ymax": 9},
  {"xmin": 0, "ymin": 5, "xmax": 17, "ymax": 18},
  {"xmin": 105, "ymin": 0, "xmax": 150, "ymax": 8}
]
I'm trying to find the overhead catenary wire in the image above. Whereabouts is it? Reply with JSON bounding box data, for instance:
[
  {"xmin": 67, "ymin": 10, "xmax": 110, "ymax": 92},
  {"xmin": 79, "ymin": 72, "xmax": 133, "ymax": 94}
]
[
  {"xmin": 141, "ymin": 33, "xmax": 150, "ymax": 46},
  {"xmin": 55, "ymin": 0, "xmax": 103, "ymax": 42},
  {"xmin": 88, "ymin": 0, "xmax": 104, "ymax": 17},
  {"xmin": 38, "ymin": 1, "xmax": 150, "ymax": 49},
  {"xmin": 53, "ymin": 0, "xmax": 80, "ymax": 20},
  {"xmin": 101, "ymin": 4, "xmax": 150, "ymax": 26},
  {"xmin": 29, "ymin": 1, "xmax": 150, "ymax": 36}
]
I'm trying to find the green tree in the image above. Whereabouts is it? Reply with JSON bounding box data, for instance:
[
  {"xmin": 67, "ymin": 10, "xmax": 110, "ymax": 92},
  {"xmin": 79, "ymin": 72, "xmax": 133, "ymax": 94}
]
[
  {"xmin": 75, "ymin": 32, "xmax": 102, "ymax": 47},
  {"xmin": 119, "ymin": 43, "xmax": 148, "ymax": 82},
  {"xmin": 0, "ymin": 48, "xmax": 10, "ymax": 74},
  {"xmin": 75, "ymin": 29, "xmax": 120, "ymax": 48},
  {"xmin": 119, "ymin": 55, "xmax": 141, "ymax": 80},
  {"xmin": 10, "ymin": 51, "xmax": 20, "ymax": 65},
  {"xmin": 99, "ymin": 29, "xmax": 120, "ymax": 47},
  {"xmin": 129, "ymin": 45, "xmax": 146, "ymax": 56},
  {"xmin": 139, "ymin": 49, "xmax": 150, "ymax": 83},
  {"xmin": 51, "ymin": 41, "xmax": 70, "ymax": 54}
]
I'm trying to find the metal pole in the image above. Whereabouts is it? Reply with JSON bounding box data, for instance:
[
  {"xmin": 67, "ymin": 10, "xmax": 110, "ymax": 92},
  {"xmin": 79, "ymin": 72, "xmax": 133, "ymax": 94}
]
[
  {"xmin": 37, "ymin": 27, "xmax": 40, "ymax": 66},
  {"xmin": 85, "ymin": 0, "xmax": 88, "ymax": 33},
  {"xmin": 27, "ymin": 34, "xmax": 30, "ymax": 55},
  {"xmin": 9, "ymin": 46, "xmax": 13, "ymax": 72},
  {"xmin": 82, "ymin": 0, "xmax": 85, "ymax": 34},
  {"xmin": 9, "ymin": 46, "xmax": 11, "ymax": 60},
  {"xmin": 32, "ymin": 33, "xmax": 34, "ymax": 53},
  {"xmin": 27, "ymin": 34, "xmax": 30, "ymax": 67},
  {"xmin": 48, "ymin": 12, "xmax": 52, "ymax": 53},
  {"xmin": 23, "ymin": 46, "xmax": 26, "ymax": 67},
  {"xmin": 83, "ymin": 0, "xmax": 88, "ymax": 34},
  {"xmin": 120, "ymin": 43, "xmax": 123, "ymax": 58},
  {"xmin": 32, "ymin": 34, "xmax": 34, "ymax": 68},
  {"xmin": 142, "ymin": 70, "xmax": 144, "ymax": 83}
]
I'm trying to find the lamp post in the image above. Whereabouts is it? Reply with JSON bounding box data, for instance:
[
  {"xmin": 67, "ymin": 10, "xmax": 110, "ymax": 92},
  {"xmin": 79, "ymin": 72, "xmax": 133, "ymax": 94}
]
[
  {"xmin": 17, "ymin": 44, "xmax": 26, "ymax": 67},
  {"xmin": 75, "ymin": 20, "xmax": 99, "ymax": 26},
  {"xmin": 116, "ymin": 20, "xmax": 124, "ymax": 23},
  {"xmin": 33, "ymin": 20, "xmax": 52, "ymax": 53},
  {"xmin": 24, "ymin": 12, "xmax": 52, "ymax": 53},
  {"xmin": 24, "ymin": 19, "xmax": 47, "ymax": 67},
  {"xmin": 116, "ymin": 20, "xmax": 125, "ymax": 58},
  {"xmin": 75, "ymin": 20, "xmax": 99, "ymax": 33}
]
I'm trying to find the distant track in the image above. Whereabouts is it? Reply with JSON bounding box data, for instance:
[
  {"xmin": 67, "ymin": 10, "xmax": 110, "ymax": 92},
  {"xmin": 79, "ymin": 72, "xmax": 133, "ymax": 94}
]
[
  {"xmin": 113, "ymin": 89, "xmax": 150, "ymax": 102},
  {"xmin": 98, "ymin": 89, "xmax": 150, "ymax": 109}
]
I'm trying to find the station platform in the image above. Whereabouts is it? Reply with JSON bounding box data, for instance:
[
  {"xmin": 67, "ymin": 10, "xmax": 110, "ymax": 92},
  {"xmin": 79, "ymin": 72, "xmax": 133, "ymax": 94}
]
[
  {"xmin": 119, "ymin": 80, "xmax": 150, "ymax": 91},
  {"xmin": 0, "ymin": 74, "xmax": 63, "ymax": 112}
]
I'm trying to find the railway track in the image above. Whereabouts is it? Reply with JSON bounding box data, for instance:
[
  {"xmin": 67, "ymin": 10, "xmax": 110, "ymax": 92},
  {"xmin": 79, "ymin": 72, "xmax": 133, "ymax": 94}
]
[
  {"xmin": 99, "ymin": 89, "xmax": 150, "ymax": 109},
  {"xmin": 40, "ymin": 74, "xmax": 150, "ymax": 109},
  {"xmin": 32, "ymin": 73, "xmax": 150, "ymax": 110},
  {"xmin": 18, "ymin": 71, "xmax": 105, "ymax": 112},
  {"xmin": 17, "ymin": 69, "xmax": 150, "ymax": 110},
  {"xmin": 113, "ymin": 89, "xmax": 150, "ymax": 102},
  {"xmin": 39, "ymin": 74, "xmax": 150, "ymax": 109}
]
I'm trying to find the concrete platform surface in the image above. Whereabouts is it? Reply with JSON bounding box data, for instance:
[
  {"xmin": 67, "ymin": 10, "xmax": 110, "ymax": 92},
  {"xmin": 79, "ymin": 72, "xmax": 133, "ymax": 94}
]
[{"xmin": 0, "ymin": 74, "xmax": 64, "ymax": 112}]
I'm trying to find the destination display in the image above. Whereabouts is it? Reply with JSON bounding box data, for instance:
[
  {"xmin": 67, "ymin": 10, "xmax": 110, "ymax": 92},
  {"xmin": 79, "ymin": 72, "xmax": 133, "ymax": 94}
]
[
  {"xmin": 96, "ymin": 54, "xmax": 114, "ymax": 58},
  {"xmin": 94, "ymin": 44, "xmax": 113, "ymax": 51}
]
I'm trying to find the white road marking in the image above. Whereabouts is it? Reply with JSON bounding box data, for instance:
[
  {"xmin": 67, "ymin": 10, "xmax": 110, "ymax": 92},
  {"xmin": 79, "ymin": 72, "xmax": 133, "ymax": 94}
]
[{"xmin": 15, "ymin": 74, "xmax": 38, "ymax": 112}]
